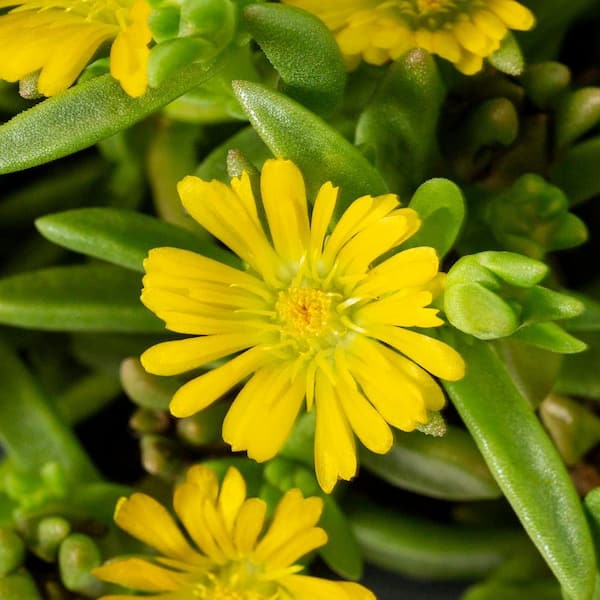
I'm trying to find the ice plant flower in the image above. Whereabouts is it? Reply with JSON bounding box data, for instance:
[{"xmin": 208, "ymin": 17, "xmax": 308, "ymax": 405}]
[
  {"xmin": 140, "ymin": 159, "xmax": 465, "ymax": 492},
  {"xmin": 93, "ymin": 464, "xmax": 375, "ymax": 599},
  {"xmin": 282, "ymin": 0, "xmax": 535, "ymax": 74},
  {"xmin": 0, "ymin": 0, "xmax": 152, "ymax": 97}
]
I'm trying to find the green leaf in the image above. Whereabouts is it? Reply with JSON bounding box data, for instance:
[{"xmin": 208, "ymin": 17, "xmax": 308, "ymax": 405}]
[
  {"xmin": 554, "ymin": 87, "xmax": 600, "ymax": 153},
  {"xmin": 0, "ymin": 61, "xmax": 222, "ymax": 174},
  {"xmin": 555, "ymin": 332, "xmax": 600, "ymax": 399},
  {"xmin": 488, "ymin": 32, "xmax": 525, "ymax": 76},
  {"xmin": 35, "ymin": 207, "xmax": 237, "ymax": 271},
  {"xmin": 404, "ymin": 178, "xmax": 465, "ymax": 258},
  {"xmin": 243, "ymin": 3, "xmax": 346, "ymax": 115},
  {"xmin": 0, "ymin": 157, "xmax": 107, "ymax": 228},
  {"xmin": 233, "ymin": 80, "xmax": 388, "ymax": 212},
  {"xmin": 319, "ymin": 494, "xmax": 363, "ymax": 580},
  {"xmin": 551, "ymin": 137, "xmax": 600, "ymax": 206},
  {"xmin": 442, "ymin": 335, "xmax": 596, "ymax": 600},
  {"xmin": 355, "ymin": 50, "xmax": 445, "ymax": 196},
  {"xmin": 0, "ymin": 265, "xmax": 163, "ymax": 332},
  {"xmin": 348, "ymin": 498, "xmax": 529, "ymax": 580},
  {"xmin": 511, "ymin": 322, "xmax": 586, "ymax": 354},
  {"xmin": 0, "ymin": 339, "xmax": 99, "ymax": 483},
  {"xmin": 521, "ymin": 61, "xmax": 571, "ymax": 110},
  {"xmin": 360, "ymin": 426, "xmax": 501, "ymax": 501},
  {"xmin": 495, "ymin": 339, "xmax": 563, "ymax": 409}
]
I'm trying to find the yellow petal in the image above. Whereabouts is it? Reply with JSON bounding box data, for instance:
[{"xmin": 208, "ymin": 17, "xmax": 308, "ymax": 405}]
[
  {"xmin": 92, "ymin": 558, "xmax": 189, "ymax": 592},
  {"xmin": 169, "ymin": 347, "xmax": 268, "ymax": 418},
  {"xmin": 336, "ymin": 365, "xmax": 393, "ymax": 454},
  {"xmin": 254, "ymin": 489, "xmax": 323, "ymax": 562},
  {"xmin": 282, "ymin": 574, "xmax": 376, "ymax": 600},
  {"xmin": 113, "ymin": 494, "xmax": 201, "ymax": 563},
  {"xmin": 379, "ymin": 344, "xmax": 446, "ymax": 412},
  {"xmin": 314, "ymin": 372, "xmax": 357, "ymax": 492},
  {"xmin": 218, "ymin": 467, "xmax": 246, "ymax": 533},
  {"xmin": 454, "ymin": 51, "xmax": 484, "ymax": 75},
  {"xmin": 368, "ymin": 325, "xmax": 466, "ymax": 381},
  {"xmin": 260, "ymin": 159, "xmax": 310, "ymax": 263},
  {"xmin": 141, "ymin": 333, "xmax": 261, "ymax": 376},
  {"xmin": 38, "ymin": 27, "xmax": 111, "ymax": 96},
  {"xmin": 223, "ymin": 366, "xmax": 305, "ymax": 462},
  {"xmin": 353, "ymin": 246, "xmax": 439, "ymax": 298},
  {"xmin": 230, "ymin": 170, "xmax": 261, "ymax": 228},
  {"xmin": 488, "ymin": 0, "xmax": 536, "ymax": 30},
  {"xmin": 233, "ymin": 497, "xmax": 267, "ymax": 554},
  {"xmin": 355, "ymin": 290, "xmax": 444, "ymax": 328},
  {"xmin": 346, "ymin": 338, "xmax": 427, "ymax": 430},
  {"xmin": 309, "ymin": 181, "xmax": 338, "ymax": 261},
  {"xmin": 472, "ymin": 10, "xmax": 508, "ymax": 41},
  {"xmin": 174, "ymin": 481, "xmax": 224, "ymax": 561},
  {"xmin": 177, "ymin": 176, "xmax": 282, "ymax": 284},
  {"xmin": 322, "ymin": 194, "xmax": 399, "ymax": 266},
  {"xmin": 453, "ymin": 18, "xmax": 493, "ymax": 56},
  {"xmin": 265, "ymin": 527, "xmax": 328, "ymax": 569},
  {"xmin": 431, "ymin": 30, "xmax": 462, "ymax": 63}
]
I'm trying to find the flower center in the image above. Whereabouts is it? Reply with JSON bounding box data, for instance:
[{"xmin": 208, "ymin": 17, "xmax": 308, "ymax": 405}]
[
  {"xmin": 380, "ymin": 0, "xmax": 483, "ymax": 29},
  {"xmin": 193, "ymin": 561, "xmax": 284, "ymax": 600},
  {"xmin": 276, "ymin": 287, "xmax": 333, "ymax": 338}
]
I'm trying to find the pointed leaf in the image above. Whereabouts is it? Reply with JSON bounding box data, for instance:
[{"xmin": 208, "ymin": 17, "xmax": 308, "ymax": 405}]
[
  {"xmin": 0, "ymin": 61, "xmax": 221, "ymax": 174},
  {"xmin": 233, "ymin": 81, "xmax": 388, "ymax": 211},
  {"xmin": 0, "ymin": 265, "xmax": 162, "ymax": 332},
  {"xmin": 442, "ymin": 335, "xmax": 596, "ymax": 600},
  {"xmin": 244, "ymin": 3, "xmax": 346, "ymax": 115},
  {"xmin": 36, "ymin": 208, "xmax": 237, "ymax": 271}
]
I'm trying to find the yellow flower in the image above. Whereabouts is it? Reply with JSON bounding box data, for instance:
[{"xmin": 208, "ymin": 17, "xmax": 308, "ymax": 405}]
[
  {"xmin": 93, "ymin": 464, "xmax": 375, "ymax": 599},
  {"xmin": 0, "ymin": 0, "xmax": 152, "ymax": 97},
  {"xmin": 141, "ymin": 159, "xmax": 465, "ymax": 492},
  {"xmin": 282, "ymin": 0, "xmax": 535, "ymax": 74}
]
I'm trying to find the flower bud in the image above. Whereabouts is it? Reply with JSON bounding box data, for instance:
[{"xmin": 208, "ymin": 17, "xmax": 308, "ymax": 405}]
[
  {"xmin": 0, "ymin": 529, "xmax": 25, "ymax": 576},
  {"xmin": 58, "ymin": 534, "xmax": 103, "ymax": 597}
]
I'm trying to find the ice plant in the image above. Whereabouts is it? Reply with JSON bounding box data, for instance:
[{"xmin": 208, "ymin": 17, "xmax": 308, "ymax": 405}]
[
  {"xmin": 282, "ymin": 0, "xmax": 535, "ymax": 74},
  {"xmin": 140, "ymin": 159, "xmax": 465, "ymax": 492},
  {"xmin": 93, "ymin": 464, "xmax": 375, "ymax": 599},
  {"xmin": 0, "ymin": 0, "xmax": 151, "ymax": 97}
]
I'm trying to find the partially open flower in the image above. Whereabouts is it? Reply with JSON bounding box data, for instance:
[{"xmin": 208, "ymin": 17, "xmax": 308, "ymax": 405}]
[
  {"xmin": 93, "ymin": 464, "xmax": 375, "ymax": 599},
  {"xmin": 282, "ymin": 0, "xmax": 535, "ymax": 74},
  {"xmin": 0, "ymin": 0, "xmax": 152, "ymax": 96},
  {"xmin": 140, "ymin": 159, "xmax": 464, "ymax": 492}
]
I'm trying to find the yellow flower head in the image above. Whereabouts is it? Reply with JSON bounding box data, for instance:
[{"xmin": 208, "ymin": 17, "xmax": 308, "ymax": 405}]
[
  {"xmin": 93, "ymin": 464, "xmax": 375, "ymax": 599},
  {"xmin": 0, "ymin": 0, "xmax": 151, "ymax": 96},
  {"xmin": 282, "ymin": 0, "xmax": 535, "ymax": 74},
  {"xmin": 141, "ymin": 159, "xmax": 465, "ymax": 492}
]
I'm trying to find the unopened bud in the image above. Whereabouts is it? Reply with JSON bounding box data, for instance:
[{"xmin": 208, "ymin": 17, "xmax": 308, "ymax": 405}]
[
  {"xmin": 58, "ymin": 534, "xmax": 103, "ymax": 597},
  {"xmin": 0, "ymin": 528, "xmax": 25, "ymax": 576}
]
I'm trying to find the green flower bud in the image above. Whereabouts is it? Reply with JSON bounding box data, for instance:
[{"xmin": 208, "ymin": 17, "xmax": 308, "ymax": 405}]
[
  {"xmin": 58, "ymin": 534, "xmax": 103, "ymax": 597},
  {"xmin": 33, "ymin": 517, "xmax": 71, "ymax": 562},
  {"xmin": 0, "ymin": 569, "xmax": 42, "ymax": 600},
  {"xmin": 120, "ymin": 357, "xmax": 179, "ymax": 410},
  {"xmin": 129, "ymin": 408, "xmax": 170, "ymax": 434},
  {"xmin": 176, "ymin": 401, "xmax": 228, "ymax": 446},
  {"xmin": 140, "ymin": 435, "xmax": 184, "ymax": 481},
  {"xmin": 521, "ymin": 62, "xmax": 571, "ymax": 110},
  {"xmin": 540, "ymin": 395, "xmax": 600, "ymax": 465},
  {"xmin": 0, "ymin": 529, "xmax": 25, "ymax": 576}
]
